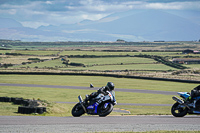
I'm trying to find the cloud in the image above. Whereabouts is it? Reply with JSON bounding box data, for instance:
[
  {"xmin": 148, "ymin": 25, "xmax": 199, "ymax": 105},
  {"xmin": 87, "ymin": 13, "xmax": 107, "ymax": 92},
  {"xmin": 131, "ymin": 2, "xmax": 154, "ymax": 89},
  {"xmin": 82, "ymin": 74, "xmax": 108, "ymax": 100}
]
[
  {"xmin": 144, "ymin": 1, "xmax": 200, "ymax": 10},
  {"xmin": 45, "ymin": 1, "xmax": 52, "ymax": 5},
  {"xmin": 21, "ymin": 21, "xmax": 50, "ymax": 29},
  {"xmin": 0, "ymin": 0, "xmax": 200, "ymax": 28}
]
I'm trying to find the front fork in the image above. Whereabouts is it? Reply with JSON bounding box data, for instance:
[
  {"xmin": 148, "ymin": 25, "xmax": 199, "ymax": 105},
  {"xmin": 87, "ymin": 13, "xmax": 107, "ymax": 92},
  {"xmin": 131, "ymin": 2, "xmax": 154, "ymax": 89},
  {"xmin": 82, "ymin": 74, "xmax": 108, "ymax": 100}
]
[{"xmin": 78, "ymin": 95, "xmax": 87, "ymax": 113}]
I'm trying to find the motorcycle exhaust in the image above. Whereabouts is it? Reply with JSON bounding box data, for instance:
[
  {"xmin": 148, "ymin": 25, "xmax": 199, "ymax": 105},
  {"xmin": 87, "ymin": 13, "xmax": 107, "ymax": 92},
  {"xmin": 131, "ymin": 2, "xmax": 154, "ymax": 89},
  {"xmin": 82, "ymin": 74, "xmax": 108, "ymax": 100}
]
[
  {"xmin": 78, "ymin": 95, "xmax": 83, "ymax": 103},
  {"xmin": 172, "ymin": 96, "xmax": 190, "ymax": 109},
  {"xmin": 78, "ymin": 95, "xmax": 87, "ymax": 113},
  {"xmin": 172, "ymin": 96, "xmax": 184, "ymax": 104}
]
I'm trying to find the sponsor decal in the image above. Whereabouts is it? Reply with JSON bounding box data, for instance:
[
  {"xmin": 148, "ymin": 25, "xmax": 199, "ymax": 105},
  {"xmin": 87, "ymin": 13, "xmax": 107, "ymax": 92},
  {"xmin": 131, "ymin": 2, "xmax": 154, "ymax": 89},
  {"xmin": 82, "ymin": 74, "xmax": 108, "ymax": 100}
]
[{"xmin": 87, "ymin": 105, "xmax": 94, "ymax": 109}]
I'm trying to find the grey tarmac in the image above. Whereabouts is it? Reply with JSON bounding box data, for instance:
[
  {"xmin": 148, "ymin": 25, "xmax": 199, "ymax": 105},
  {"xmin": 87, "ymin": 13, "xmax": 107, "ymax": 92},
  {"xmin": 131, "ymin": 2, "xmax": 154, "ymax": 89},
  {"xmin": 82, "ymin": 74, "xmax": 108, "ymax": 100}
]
[
  {"xmin": 0, "ymin": 115, "xmax": 200, "ymax": 132},
  {"xmin": 0, "ymin": 83, "xmax": 177, "ymax": 95}
]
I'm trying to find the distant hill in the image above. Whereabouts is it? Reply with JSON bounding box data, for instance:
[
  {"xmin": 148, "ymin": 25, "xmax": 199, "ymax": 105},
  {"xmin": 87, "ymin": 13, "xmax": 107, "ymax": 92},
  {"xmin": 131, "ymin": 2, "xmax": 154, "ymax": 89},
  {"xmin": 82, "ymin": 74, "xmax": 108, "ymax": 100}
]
[
  {"xmin": 0, "ymin": 18, "xmax": 23, "ymax": 28},
  {"xmin": 1, "ymin": 9, "xmax": 200, "ymax": 41},
  {"xmin": 96, "ymin": 9, "xmax": 200, "ymax": 41}
]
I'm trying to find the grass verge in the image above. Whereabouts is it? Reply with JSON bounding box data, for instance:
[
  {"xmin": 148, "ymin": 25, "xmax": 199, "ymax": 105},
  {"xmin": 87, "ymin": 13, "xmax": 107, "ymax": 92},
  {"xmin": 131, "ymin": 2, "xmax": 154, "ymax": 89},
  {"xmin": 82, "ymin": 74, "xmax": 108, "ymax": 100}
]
[
  {"xmin": 0, "ymin": 85, "xmax": 173, "ymax": 116},
  {"xmin": 0, "ymin": 74, "xmax": 198, "ymax": 116},
  {"xmin": 0, "ymin": 74, "xmax": 198, "ymax": 92}
]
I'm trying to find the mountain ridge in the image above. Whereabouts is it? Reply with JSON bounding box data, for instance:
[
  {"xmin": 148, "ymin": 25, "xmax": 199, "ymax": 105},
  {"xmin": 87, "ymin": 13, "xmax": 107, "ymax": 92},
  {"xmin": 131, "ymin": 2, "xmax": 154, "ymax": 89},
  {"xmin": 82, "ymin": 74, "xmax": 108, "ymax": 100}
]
[
  {"xmin": 0, "ymin": 10, "xmax": 200, "ymax": 42},
  {"xmin": 0, "ymin": 18, "xmax": 23, "ymax": 28}
]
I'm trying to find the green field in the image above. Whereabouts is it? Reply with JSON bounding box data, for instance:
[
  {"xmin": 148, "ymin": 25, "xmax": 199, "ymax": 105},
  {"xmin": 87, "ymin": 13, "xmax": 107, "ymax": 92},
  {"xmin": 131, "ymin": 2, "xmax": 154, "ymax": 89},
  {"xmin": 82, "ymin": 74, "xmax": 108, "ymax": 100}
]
[
  {"xmin": 0, "ymin": 50, "xmax": 59, "ymax": 55},
  {"xmin": 0, "ymin": 75, "xmax": 197, "ymax": 91},
  {"xmin": 60, "ymin": 63, "xmax": 177, "ymax": 71},
  {"xmin": 1, "ymin": 54, "xmax": 181, "ymax": 72},
  {"xmin": 60, "ymin": 51, "xmax": 185, "ymax": 57},
  {"xmin": 1, "ymin": 48, "xmax": 200, "ymax": 73},
  {"xmin": 12, "ymin": 58, "xmax": 66, "ymax": 68}
]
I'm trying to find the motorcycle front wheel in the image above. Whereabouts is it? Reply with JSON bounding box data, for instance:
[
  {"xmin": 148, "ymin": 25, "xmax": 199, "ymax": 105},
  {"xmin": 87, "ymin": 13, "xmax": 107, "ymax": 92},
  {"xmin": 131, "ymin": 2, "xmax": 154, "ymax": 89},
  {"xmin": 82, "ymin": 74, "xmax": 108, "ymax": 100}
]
[
  {"xmin": 99, "ymin": 103, "xmax": 113, "ymax": 117},
  {"xmin": 171, "ymin": 102, "xmax": 188, "ymax": 117},
  {"xmin": 71, "ymin": 103, "xmax": 85, "ymax": 117}
]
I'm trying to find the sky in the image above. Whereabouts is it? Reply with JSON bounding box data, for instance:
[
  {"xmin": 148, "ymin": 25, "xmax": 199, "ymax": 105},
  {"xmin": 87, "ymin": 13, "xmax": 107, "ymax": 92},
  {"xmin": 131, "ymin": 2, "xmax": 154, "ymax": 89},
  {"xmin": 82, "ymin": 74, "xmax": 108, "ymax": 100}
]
[{"xmin": 0, "ymin": 0, "xmax": 200, "ymax": 28}]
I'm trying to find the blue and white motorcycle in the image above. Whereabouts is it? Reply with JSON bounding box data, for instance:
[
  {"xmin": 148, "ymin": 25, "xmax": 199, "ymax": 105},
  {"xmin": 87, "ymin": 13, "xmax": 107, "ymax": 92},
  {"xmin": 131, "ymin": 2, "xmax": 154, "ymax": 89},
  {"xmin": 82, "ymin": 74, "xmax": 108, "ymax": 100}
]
[
  {"xmin": 71, "ymin": 91, "xmax": 116, "ymax": 117},
  {"xmin": 171, "ymin": 85, "xmax": 200, "ymax": 117}
]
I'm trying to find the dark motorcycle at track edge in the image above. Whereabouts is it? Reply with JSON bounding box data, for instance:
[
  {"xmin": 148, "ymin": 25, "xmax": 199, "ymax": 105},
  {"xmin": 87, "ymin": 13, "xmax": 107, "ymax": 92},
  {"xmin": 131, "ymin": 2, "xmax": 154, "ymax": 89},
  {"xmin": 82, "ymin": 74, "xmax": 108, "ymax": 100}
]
[
  {"xmin": 71, "ymin": 91, "xmax": 116, "ymax": 117},
  {"xmin": 171, "ymin": 85, "xmax": 200, "ymax": 117}
]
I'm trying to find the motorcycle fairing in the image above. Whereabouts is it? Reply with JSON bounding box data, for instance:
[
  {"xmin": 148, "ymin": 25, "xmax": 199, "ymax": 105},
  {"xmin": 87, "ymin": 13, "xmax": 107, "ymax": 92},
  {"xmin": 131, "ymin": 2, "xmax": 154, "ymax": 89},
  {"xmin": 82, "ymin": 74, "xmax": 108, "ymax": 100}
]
[
  {"xmin": 178, "ymin": 92, "xmax": 200, "ymax": 100},
  {"xmin": 87, "ymin": 105, "xmax": 94, "ymax": 109},
  {"xmin": 94, "ymin": 103, "xmax": 98, "ymax": 114},
  {"xmin": 177, "ymin": 92, "xmax": 190, "ymax": 99},
  {"xmin": 101, "ymin": 91, "xmax": 115, "ymax": 102},
  {"xmin": 87, "ymin": 103, "xmax": 98, "ymax": 114},
  {"xmin": 86, "ymin": 102, "xmax": 109, "ymax": 114}
]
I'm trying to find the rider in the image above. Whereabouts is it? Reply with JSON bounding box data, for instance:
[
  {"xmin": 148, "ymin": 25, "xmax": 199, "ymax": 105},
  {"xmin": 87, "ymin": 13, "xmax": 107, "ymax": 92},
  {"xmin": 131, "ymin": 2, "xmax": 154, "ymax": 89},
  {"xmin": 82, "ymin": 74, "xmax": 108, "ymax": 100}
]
[
  {"xmin": 86, "ymin": 82, "xmax": 117, "ymax": 105},
  {"xmin": 186, "ymin": 85, "xmax": 200, "ymax": 101}
]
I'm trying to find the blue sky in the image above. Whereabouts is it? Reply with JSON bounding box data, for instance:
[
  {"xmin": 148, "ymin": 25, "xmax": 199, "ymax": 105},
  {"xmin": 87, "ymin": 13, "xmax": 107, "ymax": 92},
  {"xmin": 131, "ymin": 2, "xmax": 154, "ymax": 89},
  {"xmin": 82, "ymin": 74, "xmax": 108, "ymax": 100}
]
[{"xmin": 0, "ymin": 0, "xmax": 200, "ymax": 28}]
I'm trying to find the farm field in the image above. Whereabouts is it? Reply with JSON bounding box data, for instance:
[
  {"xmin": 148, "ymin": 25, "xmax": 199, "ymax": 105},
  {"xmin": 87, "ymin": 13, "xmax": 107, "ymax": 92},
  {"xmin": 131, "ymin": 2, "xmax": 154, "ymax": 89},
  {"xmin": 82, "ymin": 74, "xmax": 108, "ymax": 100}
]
[
  {"xmin": 10, "ymin": 57, "xmax": 177, "ymax": 71},
  {"xmin": 0, "ymin": 50, "xmax": 60, "ymax": 55},
  {"xmin": 1, "ymin": 40, "xmax": 200, "ymax": 51},
  {"xmin": 1, "ymin": 48, "xmax": 200, "ymax": 80},
  {"xmin": 63, "ymin": 57, "xmax": 157, "ymax": 64},
  {"xmin": 60, "ymin": 64, "xmax": 177, "ymax": 71},
  {"xmin": 1, "ymin": 49, "xmax": 199, "ymax": 57}
]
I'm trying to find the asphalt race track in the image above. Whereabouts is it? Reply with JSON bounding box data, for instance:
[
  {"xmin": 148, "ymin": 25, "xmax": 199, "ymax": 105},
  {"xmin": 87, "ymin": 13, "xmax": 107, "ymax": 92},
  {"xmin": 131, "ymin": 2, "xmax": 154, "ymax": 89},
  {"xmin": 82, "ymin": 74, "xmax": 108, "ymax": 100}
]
[
  {"xmin": 0, "ymin": 83, "xmax": 177, "ymax": 95},
  {"xmin": 1, "ymin": 115, "xmax": 200, "ymax": 132}
]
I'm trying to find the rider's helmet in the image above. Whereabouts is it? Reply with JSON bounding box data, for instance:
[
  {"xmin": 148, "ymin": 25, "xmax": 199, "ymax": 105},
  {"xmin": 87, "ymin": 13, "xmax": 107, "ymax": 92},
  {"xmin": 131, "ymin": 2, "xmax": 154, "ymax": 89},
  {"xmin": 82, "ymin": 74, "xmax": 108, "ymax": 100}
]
[{"xmin": 106, "ymin": 82, "xmax": 115, "ymax": 91}]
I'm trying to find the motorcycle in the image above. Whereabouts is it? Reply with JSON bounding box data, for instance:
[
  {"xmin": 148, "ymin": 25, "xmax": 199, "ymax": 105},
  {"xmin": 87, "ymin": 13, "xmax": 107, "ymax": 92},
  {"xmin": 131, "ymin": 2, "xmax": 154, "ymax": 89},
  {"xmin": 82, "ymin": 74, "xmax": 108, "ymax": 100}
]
[
  {"xmin": 171, "ymin": 85, "xmax": 200, "ymax": 117},
  {"xmin": 71, "ymin": 91, "xmax": 116, "ymax": 117}
]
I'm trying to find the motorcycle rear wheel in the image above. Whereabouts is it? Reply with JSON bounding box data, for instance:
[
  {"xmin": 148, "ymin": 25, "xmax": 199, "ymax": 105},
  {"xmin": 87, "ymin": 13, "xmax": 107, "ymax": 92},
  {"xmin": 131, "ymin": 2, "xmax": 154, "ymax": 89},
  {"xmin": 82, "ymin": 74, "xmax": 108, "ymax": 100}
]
[
  {"xmin": 71, "ymin": 103, "xmax": 85, "ymax": 117},
  {"xmin": 99, "ymin": 103, "xmax": 113, "ymax": 117},
  {"xmin": 171, "ymin": 102, "xmax": 188, "ymax": 117}
]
